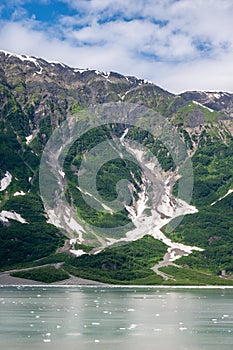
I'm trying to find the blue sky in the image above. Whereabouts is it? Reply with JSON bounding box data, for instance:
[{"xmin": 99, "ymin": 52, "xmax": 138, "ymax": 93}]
[{"xmin": 1, "ymin": 0, "xmax": 233, "ymax": 93}]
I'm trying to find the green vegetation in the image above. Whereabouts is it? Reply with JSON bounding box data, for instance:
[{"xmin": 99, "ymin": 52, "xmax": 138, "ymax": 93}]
[
  {"xmin": 63, "ymin": 123, "xmax": 176, "ymax": 232},
  {"xmin": 167, "ymin": 193, "xmax": 233, "ymax": 276},
  {"xmin": 63, "ymin": 236, "xmax": 167, "ymax": 283},
  {"xmin": 0, "ymin": 194, "xmax": 64, "ymax": 269},
  {"xmin": 173, "ymin": 101, "xmax": 222, "ymax": 126},
  {"xmin": 160, "ymin": 266, "xmax": 233, "ymax": 286},
  {"xmin": 64, "ymin": 125, "xmax": 143, "ymax": 229},
  {"xmin": 127, "ymin": 126, "xmax": 176, "ymax": 171},
  {"xmin": 69, "ymin": 101, "xmax": 84, "ymax": 115},
  {"xmin": 191, "ymin": 139, "xmax": 233, "ymax": 208},
  {"xmin": 11, "ymin": 266, "xmax": 69, "ymax": 283},
  {"xmin": 0, "ymin": 54, "xmax": 233, "ymax": 285}
]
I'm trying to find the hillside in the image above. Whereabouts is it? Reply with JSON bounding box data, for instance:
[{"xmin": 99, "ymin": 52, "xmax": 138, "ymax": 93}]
[{"xmin": 0, "ymin": 50, "xmax": 232, "ymax": 285}]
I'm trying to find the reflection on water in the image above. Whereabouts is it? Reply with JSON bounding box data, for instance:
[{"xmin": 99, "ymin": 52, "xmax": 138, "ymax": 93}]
[{"xmin": 0, "ymin": 286, "xmax": 233, "ymax": 350}]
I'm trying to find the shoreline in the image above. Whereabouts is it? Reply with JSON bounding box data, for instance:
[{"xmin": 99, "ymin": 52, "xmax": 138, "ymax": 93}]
[
  {"xmin": 0, "ymin": 272, "xmax": 107, "ymax": 286},
  {"xmin": 1, "ymin": 273, "xmax": 233, "ymax": 289},
  {"xmin": 1, "ymin": 270, "xmax": 233, "ymax": 289}
]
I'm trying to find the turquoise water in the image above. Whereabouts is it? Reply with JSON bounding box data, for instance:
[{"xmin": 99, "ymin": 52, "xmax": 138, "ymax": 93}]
[{"xmin": 0, "ymin": 286, "xmax": 233, "ymax": 350}]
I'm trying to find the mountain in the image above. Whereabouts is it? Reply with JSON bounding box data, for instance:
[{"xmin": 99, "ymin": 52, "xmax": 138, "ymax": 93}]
[{"xmin": 0, "ymin": 50, "xmax": 232, "ymax": 285}]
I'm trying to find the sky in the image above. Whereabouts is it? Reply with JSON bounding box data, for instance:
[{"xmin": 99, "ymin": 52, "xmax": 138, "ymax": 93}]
[{"xmin": 1, "ymin": 0, "xmax": 233, "ymax": 93}]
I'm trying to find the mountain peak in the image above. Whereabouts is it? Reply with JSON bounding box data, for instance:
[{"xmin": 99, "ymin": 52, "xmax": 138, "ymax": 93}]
[{"xmin": 0, "ymin": 49, "xmax": 159, "ymax": 90}]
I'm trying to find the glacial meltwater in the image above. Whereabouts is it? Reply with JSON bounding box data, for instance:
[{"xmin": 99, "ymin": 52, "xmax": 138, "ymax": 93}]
[{"xmin": 0, "ymin": 286, "xmax": 233, "ymax": 350}]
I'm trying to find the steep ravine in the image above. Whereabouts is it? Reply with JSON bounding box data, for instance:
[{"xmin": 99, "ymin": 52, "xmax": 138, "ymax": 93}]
[{"xmin": 42, "ymin": 122, "xmax": 204, "ymax": 280}]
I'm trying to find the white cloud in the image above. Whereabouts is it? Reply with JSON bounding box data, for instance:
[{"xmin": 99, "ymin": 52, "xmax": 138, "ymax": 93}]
[{"xmin": 1, "ymin": 0, "xmax": 233, "ymax": 93}]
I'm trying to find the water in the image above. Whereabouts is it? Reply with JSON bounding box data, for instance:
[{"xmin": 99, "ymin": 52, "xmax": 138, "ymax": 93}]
[{"xmin": 0, "ymin": 286, "xmax": 233, "ymax": 350}]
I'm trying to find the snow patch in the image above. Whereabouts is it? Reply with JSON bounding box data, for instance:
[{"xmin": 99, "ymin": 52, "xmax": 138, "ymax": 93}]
[
  {"xmin": 193, "ymin": 100, "xmax": 214, "ymax": 112},
  {"xmin": 143, "ymin": 79, "xmax": 153, "ymax": 84},
  {"xmin": 0, "ymin": 171, "xmax": 12, "ymax": 191},
  {"xmin": 204, "ymin": 91, "xmax": 231, "ymax": 100},
  {"xmin": 213, "ymin": 93, "xmax": 221, "ymax": 99},
  {"xmin": 58, "ymin": 170, "xmax": 65, "ymax": 178},
  {"xmin": 0, "ymin": 210, "xmax": 28, "ymax": 224},
  {"xmin": 13, "ymin": 191, "xmax": 26, "ymax": 196},
  {"xmin": 120, "ymin": 128, "xmax": 129, "ymax": 142},
  {"xmin": 73, "ymin": 68, "xmax": 90, "ymax": 74},
  {"xmin": 26, "ymin": 134, "xmax": 33, "ymax": 145},
  {"xmin": 95, "ymin": 70, "xmax": 112, "ymax": 81},
  {"xmin": 77, "ymin": 186, "xmax": 114, "ymax": 214},
  {"xmin": 70, "ymin": 238, "xmax": 77, "ymax": 245},
  {"xmin": 64, "ymin": 215, "xmax": 84, "ymax": 234},
  {"xmin": 119, "ymin": 90, "xmax": 131, "ymax": 101},
  {"xmin": 211, "ymin": 189, "xmax": 233, "ymax": 206},
  {"xmin": 46, "ymin": 207, "xmax": 85, "ymax": 242},
  {"xmin": 1, "ymin": 50, "xmax": 43, "ymax": 74},
  {"xmin": 112, "ymin": 138, "xmax": 202, "ymax": 263},
  {"xmin": 125, "ymin": 178, "xmax": 148, "ymax": 219},
  {"xmin": 70, "ymin": 249, "xmax": 87, "ymax": 257},
  {"xmin": 48, "ymin": 60, "xmax": 66, "ymax": 68},
  {"xmin": 46, "ymin": 209, "xmax": 63, "ymax": 228}
]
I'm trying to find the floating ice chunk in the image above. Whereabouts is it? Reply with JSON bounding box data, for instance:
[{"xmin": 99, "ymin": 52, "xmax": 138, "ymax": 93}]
[{"xmin": 128, "ymin": 324, "xmax": 137, "ymax": 330}]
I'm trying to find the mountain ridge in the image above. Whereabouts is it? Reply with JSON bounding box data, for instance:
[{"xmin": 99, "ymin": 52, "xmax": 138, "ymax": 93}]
[
  {"xmin": 0, "ymin": 50, "xmax": 232, "ymax": 285},
  {"xmin": 2, "ymin": 49, "xmax": 233, "ymax": 111}
]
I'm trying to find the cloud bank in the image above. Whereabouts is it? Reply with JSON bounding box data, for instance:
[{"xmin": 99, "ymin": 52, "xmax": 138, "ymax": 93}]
[{"xmin": 1, "ymin": 0, "xmax": 233, "ymax": 93}]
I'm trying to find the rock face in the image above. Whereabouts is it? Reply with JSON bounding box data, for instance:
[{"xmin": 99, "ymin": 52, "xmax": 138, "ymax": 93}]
[
  {"xmin": 1, "ymin": 50, "xmax": 232, "ymax": 136},
  {"xmin": 0, "ymin": 50, "xmax": 233, "ymax": 278},
  {"xmin": 180, "ymin": 90, "xmax": 233, "ymax": 116}
]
